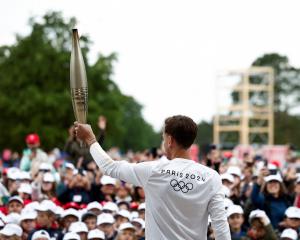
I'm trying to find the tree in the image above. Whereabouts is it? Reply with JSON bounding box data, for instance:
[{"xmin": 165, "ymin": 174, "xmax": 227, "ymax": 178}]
[
  {"xmin": 0, "ymin": 11, "xmax": 158, "ymax": 152},
  {"xmin": 252, "ymin": 53, "xmax": 300, "ymax": 146}
]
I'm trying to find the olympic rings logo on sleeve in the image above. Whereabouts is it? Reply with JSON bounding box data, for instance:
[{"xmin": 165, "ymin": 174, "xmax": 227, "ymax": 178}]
[{"xmin": 170, "ymin": 179, "xmax": 194, "ymax": 193}]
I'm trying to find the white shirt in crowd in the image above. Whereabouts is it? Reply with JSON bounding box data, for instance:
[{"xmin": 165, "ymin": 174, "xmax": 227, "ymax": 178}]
[{"xmin": 90, "ymin": 142, "xmax": 230, "ymax": 240}]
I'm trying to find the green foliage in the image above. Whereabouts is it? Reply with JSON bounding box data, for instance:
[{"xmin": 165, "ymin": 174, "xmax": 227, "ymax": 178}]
[
  {"xmin": 252, "ymin": 53, "xmax": 300, "ymax": 147},
  {"xmin": 0, "ymin": 11, "xmax": 158, "ymax": 152},
  {"xmin": 195, "ymin": 121, "xmax": 212, "ymax": 146}
]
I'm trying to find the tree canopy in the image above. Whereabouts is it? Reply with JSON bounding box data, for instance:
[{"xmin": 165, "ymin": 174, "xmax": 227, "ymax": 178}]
[{"xmin": 0, "ymin": 11, "xmax": 160, "ymax": 152}]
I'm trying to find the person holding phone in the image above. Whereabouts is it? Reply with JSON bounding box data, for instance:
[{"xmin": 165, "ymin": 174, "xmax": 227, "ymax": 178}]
[
  {"xmin": 74, "ymin": 115, "xmax": 230, "ymax": 240},
  {"xmin": 251, "ymin": 167, "xmax": 292, "ymax": 228}
]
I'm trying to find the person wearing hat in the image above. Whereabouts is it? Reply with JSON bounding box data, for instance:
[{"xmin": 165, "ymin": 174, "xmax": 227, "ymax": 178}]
[
  {"xmin": 28, "ymin": 200, "xmax": 63, "ymax": 240},
  {"xmin": 115, "ymin": 223, "xmax": 136, "ymax": 240},
  {"xmin": 91, "ymin": 176, "xmax": 117, "ymax": 203},
  {"xmin": 87, "ymin": 229, "xmax": 105, "ymax": 240},
  {"xmin": 32, "ymin": 230, "xmax": 51, "ymax": 240},
  {"xmin": 115, "ymin": 210, "xmax": 131, "ymax": 229},
  {"xmin": 246, "ymin": 210, "xmax": 277, "ymax": 240},
  {"xmin": 20, "ymin": 133, "xmax": 49, "ymax": 178},
  {"xmin": 20, "ymin": 210, "xmax": 37, "ymax": 240},
  {"xmin": 97, "ymin": 213, "xmax": 116, "ymax": 240},
  {"xmin": 7, "ymin": 196, "xmax": 24, "ymax": 214},
  {"xmin": 18, "ymin": 183, "xmax": 33, "ymax": 204},
  {"xmin": 226, "ymin": 205, "xmax": 246, "ymax": 239},
  {"xmin": 0, "ymin": 223, "xmax": 23, "ymax": 240},
  {"xmin": 86, "ymin": 202, "xmax": 102, "ymax": 216},
  {"xmin": 278, "ymin": 206, "xmax": 300, "ymax": 233},
  {"xmin": 61, "ymin": 208, "xmax": 80, "ymax": 233},
  {"xmin": 75, "ymin": 116, "xmax": 230, "ymax": 240},
  {"xmin": 32, "ymin": 172, "xmax": 56, "ymax": 202},
  {"xmin": 63, "ymin": 232, "xmax": 81, "ymax": 240},
  {"xmin": 137, "ymin": 203, "xmax": 145, "ymax": 220},
  {"xmin": 82, "ymin": 212, "xmax": 98, "ymax": 231},
  {"xmin": 280, "ymin": 228, "xmax": 298, "ymax": 240},
  {"xmin": 251, "ymin": 168, "xmax": 292, "ymax": 228},
  {"xmin": 131, "ymin": 218, "xmax": 145, "ymax": 240},
  {"xmin": 69, "ymin": 221, "xmax": 88, "ymax": 240},
  {"xmin": 58, "ymin": 169, "xmax": 91, "ymax": 205}
]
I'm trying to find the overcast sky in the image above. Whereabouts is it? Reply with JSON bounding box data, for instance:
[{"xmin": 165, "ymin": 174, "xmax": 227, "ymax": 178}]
[{"xmin": 1, "ymin": 0, "xmax": 300, "ymax": 130}]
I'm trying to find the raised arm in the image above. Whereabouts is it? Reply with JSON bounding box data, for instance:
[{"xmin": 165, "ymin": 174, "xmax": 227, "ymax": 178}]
[{"xmin": 74, "ymin": 122, "xmax": 156, "ymax": 187}]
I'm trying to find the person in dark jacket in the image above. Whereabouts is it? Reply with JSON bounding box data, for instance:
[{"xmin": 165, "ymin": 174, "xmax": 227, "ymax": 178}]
[
  {"xmin": 57, "ymin": 169, "xmax": 91, "ymax": 204},
  {"xmin": 251, "ymin": 168, "xmax": 291, "ymax": 228}
]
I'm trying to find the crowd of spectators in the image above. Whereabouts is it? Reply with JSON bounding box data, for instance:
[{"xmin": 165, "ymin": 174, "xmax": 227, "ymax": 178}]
[{"xmin": 0, "ymin": 117, "xmax": 300, "ymax": 240}]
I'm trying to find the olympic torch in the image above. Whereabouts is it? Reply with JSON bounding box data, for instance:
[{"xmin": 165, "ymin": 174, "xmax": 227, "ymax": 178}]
[{"xmin": 70, "ymin": 29, "xmax": 88, "ymax": 124}]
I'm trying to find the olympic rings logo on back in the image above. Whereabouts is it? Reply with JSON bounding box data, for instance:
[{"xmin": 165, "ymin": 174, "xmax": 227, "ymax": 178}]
[{"xmin": 170, "ymin": 179, "xmax": 194, "ymax": 193}]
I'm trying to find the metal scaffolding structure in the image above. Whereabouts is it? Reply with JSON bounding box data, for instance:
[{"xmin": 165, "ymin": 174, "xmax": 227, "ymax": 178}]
[{"xmin": 213, "ymin": 67, "xmax": 274, "ymax": 146}]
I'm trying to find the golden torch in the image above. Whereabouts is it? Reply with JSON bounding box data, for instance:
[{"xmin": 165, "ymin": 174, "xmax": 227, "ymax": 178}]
[{"xmin": 70, "ymin": 29, "xmax": 88, "ymax": 124}]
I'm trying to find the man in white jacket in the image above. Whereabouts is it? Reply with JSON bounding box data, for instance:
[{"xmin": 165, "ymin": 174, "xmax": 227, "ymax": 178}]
[{"xmin": 75, "ymin": 115, "xmax": 230, "ymax": 240}]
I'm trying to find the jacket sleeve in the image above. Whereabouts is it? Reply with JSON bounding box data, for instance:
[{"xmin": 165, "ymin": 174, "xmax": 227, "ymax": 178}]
[
  {"xmin": 208, "ymin": 174, "xmax": 231, "ymax": 240},
  {"xmin": 251, "ymin": 183, "xmax": 265, "ymax": 209},
  {"xmin": 90, "ymin": 142, "xmax": 157, "ymax": 187},
  {"xmin": 264, "ymin": 224, "xmax": 277, "ymax": 240}
]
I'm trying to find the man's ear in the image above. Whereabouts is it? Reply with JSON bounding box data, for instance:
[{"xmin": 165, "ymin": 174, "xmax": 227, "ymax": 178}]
[{"xmin": 167, "ymin": 135, "xmax": 173, "ymax": 148}]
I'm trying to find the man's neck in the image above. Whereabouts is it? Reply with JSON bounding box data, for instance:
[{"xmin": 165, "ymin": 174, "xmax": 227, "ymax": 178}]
[{"xmin": 170, "ymin": 148, "xmax": 190, "ymax": 160}]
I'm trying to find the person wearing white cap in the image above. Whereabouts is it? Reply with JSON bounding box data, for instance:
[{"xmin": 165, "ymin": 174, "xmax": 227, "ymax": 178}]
[
  {"xmin": 280, "ymin": 228, "xmax": 298, "ymax": 240},
  {"xmin": 87, "ymin": 229, "xmax": 105, "ymax": 240},
  {"xmin": 131, "ymin": 218, "xmax": 145, "ymax": 239},
  {"xmin": 7, "ymin": 195, "xmax": 24, "ymax": 214},
  {"xmin": 86, "ymin": 201, "xmax": 102, "ymax": 216},
  {"xmin": 69, "ymin": 221, "xmax": 88, "ymax": 240},
  {"xmin": 115, "ymin": 210, "xmax": 131, "ymax": 228},
  {"xmin": 20, "ymin": 210, "xmax": 37, "ymax": 240},
  {"xmin": 226, "ymin": 205, "xmax": 246, "ymax": 239},
  {"xmin": 61, "ymin": 208, "xmax": 80, "ymax": 233},
  {"xmin": 97, "ymin": 213, "xmax": 116, "ymax": 240},
  {"xmin": 32, "ymin": 230, "xmax": 51, "ymax": 240},
  {"xmin": 248, "ymin": 209, "xmax": 277, "ymax": 240},
  {"xmin": 18, "ymin": 183, "xmax": 33, "ymax": 201},
  {"xmin": 28, "ymin": 200, "xmax": 63, "ymax": 240},
  {"xmin": 281, "ymin": 206, "xmax": 300, "ymax": 231},
  {"xmin": 0, "ymin": 223, "xmax": 23, "ymax": 239},
  {"xmin": 137, "ymin": 203, "xmax": 145, "ymax": 220},
  {"xmin": 63, "ymin": 232, "xmax": 81, "ymax": 240},
  {"xmin": 251, "ymin": 169, "xmax": 291, "ymax": 228},
  {"xmin": 115, "ymin": 223, "xmax": 136, "ymax": 240},
  {"xmin": 102, "ymin": 202, "xmax": 119, "ymax": 215},
  {"xmin": 75, "ymin": 116, "xmax": 230, "ymax": 240},
  {"xmin": 220, "ymin": 173, "xmax": 235, "ymax": 188}
]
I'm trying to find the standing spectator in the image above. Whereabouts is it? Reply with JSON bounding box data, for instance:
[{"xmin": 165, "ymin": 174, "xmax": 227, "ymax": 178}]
[
  {"xmin": 20, "ymin": 134, "xmax": 49, "ymax": 178},
  {"xmin": 251, "ymin": 169, "xmax": 291, "ymax": 228}
]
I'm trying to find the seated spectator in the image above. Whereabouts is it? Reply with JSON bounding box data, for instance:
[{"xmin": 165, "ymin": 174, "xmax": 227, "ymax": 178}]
[
  {"xmin": 87, "ymin": 229, "xmax": 105, "ymax": 240},
  {"xmin": 32, "ymin": 230, "xmax": 51, "ymax": 240},
  {"xmin": 61, "ymin": 208, "xmax": 80, "ymax": 233},
  {"xmin": 131, "ymin": 218, "xmax": 145, "ymax": 240},
  {"xmin": 0, "ymin": 223, "xmax": 23, "ymax": 240},
  {"xmin": 7, "ymin": 196, "xmax": 24, "ymax": 214},
  {"xmin": 69, "ymin": 221, "xmax": 88, "ymax": 240},
  {"xmin": 28, "ymin": 200, "xmax": 63, "ymax": 240},
  {"xmin": 115, "ymin": 210, "xmax": 131, "ymax": 229},
  {"xmin": 251, "ymin": 168, "xmax": 291, "ymax": 228},
  {"xmin": 86, "ymin": 202, "xmax": 102, "ymax": 216},
  {"xmin": 280, "ymin": 228, "xmax": 298, "ymax": 240},
  {"xmin": 115, "ymin": 223, "xmax": 137, "ymax": 240},
  {"xmin": 97, "ymin": 213, "xmax": 116, "ymax": 240},
  {"xmin": 82, "ymin": 212, "xmax": 98, "ymax": 231},
  {"xmin": 246, "ymin": 210, "xmax": 277, "ymax": 240},
  {"xmin": 279, "ymin": 206, "xmax": 300, "ymax": 233},
  {"xmin": 63, "ymin": 232, "xmax": 81, "ymax": 240},
  {"xmin": 20, "ymin": 210, "xmax": 37, "ymax": 239},
  {"xmin": 227, "ymin": 204, "xmax": 247, "ymax": 239}
]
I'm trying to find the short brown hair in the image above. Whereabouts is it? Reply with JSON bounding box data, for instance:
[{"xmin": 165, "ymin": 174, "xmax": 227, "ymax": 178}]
[{"xmin": 164, "ymin": 115, "xmax": 197, "ymax": 149}]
